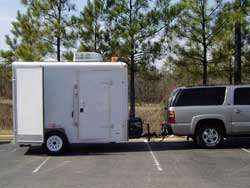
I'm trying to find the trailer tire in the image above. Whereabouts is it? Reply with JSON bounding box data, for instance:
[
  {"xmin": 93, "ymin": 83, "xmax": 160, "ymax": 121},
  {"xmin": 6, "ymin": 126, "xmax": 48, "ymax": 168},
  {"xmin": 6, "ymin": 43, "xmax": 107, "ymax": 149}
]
[{"xmin": 44, "ymin": 132, "xmax": 68, "ymax": 155}]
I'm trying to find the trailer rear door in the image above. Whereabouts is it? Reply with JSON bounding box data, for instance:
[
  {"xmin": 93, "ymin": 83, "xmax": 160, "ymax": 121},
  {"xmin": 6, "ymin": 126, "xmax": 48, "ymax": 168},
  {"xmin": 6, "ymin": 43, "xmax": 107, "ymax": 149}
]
[{"xmin": 15, "ymin": 66, "xmax": 44, "ymax": 143}]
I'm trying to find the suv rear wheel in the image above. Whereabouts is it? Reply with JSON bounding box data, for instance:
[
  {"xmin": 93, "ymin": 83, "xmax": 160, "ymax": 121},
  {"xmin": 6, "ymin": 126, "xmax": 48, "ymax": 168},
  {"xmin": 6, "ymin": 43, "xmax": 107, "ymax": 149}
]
[{"xmin": 196, "ymin": 125, "xmax": 223, "ymax": 148}]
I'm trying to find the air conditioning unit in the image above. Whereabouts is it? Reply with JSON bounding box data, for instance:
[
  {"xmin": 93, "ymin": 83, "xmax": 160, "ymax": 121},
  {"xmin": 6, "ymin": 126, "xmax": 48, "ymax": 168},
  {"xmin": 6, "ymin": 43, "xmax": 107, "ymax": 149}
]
[{"xmin": 73, "ymin": 52, "xmax": 103, "ymax": 62}]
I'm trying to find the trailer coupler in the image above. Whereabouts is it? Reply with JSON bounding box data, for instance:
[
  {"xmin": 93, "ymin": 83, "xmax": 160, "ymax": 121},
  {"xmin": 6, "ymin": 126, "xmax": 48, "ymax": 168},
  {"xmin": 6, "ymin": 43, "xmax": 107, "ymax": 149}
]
[{"xmin": 161, "ymin": 122, "xmax": 173, "ymax": 136}]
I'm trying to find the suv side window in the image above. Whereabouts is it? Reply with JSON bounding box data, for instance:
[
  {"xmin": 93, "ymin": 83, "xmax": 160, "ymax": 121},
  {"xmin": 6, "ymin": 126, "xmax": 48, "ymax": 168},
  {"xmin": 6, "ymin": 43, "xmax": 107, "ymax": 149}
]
[
  {"xmin": 173, "ymin": 87, "xmax": 226, "ymax": 106},
  {"xmin": 234, "ymin": 88, "xmax": 250, "ymax": 105}
]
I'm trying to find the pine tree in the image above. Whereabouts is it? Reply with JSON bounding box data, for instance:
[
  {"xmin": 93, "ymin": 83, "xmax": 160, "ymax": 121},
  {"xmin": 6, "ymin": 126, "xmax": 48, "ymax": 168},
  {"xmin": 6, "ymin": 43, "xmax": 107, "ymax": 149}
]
[
  {"xmin": 211, "ymin": 0, "xmax": 250, "ymax": 84},
  {"xmin": 105, "ymin": 0, "xmax": 166, "ymax": 117},
  {"xmin": 170, "ymin": 0, "xmax": 226, "ymax": 85},
  {"xmin": 22, "ymin": 0, "xmax": 76, "ymax": 61},
  {"xmin": 76, "ymin": 0, "xmax": 107, "ymax": 55},
  {"xmin": 230, "ymin": 0, "xmax": 250, "ymax": 84},
  {"xmin": 0, "ymin": 6, "xmax": 51, "ymax": 62}
]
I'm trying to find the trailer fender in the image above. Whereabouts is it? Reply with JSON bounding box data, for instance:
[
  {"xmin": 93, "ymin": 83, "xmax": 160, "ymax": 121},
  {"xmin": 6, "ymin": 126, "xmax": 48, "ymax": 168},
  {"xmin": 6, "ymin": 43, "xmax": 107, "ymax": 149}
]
[{"xmin": 44, "ymin": 128, "xmax": 68, "ymax": 142}]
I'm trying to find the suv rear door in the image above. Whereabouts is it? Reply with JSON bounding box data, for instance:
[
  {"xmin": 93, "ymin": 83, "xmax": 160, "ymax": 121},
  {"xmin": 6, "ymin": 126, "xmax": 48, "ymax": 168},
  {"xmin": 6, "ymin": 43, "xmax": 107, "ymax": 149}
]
[{"xmin": 231, "ymin": 87, "xmax": 250, "ymax": 134}]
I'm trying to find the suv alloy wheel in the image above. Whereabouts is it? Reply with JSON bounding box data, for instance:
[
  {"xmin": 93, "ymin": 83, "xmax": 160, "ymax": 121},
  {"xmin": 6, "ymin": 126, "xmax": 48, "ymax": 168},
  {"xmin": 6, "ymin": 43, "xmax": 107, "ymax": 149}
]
[{"xmin": 196, "ymin": 125, "xmax": 223, "ymax": 148}]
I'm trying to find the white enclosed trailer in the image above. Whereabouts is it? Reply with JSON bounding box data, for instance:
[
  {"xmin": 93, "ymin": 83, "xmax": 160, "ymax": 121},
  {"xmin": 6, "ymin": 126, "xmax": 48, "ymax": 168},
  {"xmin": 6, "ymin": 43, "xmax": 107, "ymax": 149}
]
[{"xmin": 12, "ymin": 61, "xmax": 128, "ymax": 154}]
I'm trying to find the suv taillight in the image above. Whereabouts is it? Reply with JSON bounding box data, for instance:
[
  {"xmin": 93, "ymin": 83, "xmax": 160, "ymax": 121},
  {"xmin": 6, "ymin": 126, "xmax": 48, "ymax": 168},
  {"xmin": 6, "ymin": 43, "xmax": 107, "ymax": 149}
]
[{"xmin": 168, "ymin": 111, "xmax": 175, "ymax": 123}]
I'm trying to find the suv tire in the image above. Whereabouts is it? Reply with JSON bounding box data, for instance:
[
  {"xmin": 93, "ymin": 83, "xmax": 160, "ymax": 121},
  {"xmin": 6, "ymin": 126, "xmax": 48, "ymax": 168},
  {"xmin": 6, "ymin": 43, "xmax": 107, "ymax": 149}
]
[{"xmin": 196, "ymin": 125, "xmax": 223, "ymax": 148}]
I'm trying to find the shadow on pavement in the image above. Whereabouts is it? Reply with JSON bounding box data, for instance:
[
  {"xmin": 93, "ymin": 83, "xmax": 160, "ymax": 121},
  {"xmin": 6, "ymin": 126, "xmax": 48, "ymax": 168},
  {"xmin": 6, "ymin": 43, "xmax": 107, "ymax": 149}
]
[
  {"xmin": 25, "ymin": 142, "xmax": 151, "ymax": 156},
  {"xmin": 24, "ymin": 138, "xmax": 250, "ymax": 156},
  {"xmin": 0, "ymin": 141, "xmax": 11, "ymax": 145}
]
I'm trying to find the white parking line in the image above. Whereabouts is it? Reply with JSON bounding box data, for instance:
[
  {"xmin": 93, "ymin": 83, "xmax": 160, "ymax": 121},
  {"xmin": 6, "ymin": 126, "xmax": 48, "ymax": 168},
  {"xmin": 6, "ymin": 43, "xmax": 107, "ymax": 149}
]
[
  {"xmin": 11, "ymin": 148, "xmax": 17, "ymax": 153},
  {"xmin": 32, "ymin": 157, "xmax": 51, "ymax": 173},
  {"xmin": 241, "ymin": 148, "xmax": 250, "ymax": 154},
  {"xmin": 44, "ymin": 160, "xmax": 72, "ymax": 173},
  {"xmin": 144, "ymin": 140, "xmax": 163, "ymax": 171}
]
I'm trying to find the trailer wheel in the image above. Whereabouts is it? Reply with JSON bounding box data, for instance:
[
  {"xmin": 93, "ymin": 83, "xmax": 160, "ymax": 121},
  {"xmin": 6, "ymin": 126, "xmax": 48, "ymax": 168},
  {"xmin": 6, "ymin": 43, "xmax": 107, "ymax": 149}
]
[{"xmin": 44, "ymin": 132, "xmax": 68, "ymax": 155}]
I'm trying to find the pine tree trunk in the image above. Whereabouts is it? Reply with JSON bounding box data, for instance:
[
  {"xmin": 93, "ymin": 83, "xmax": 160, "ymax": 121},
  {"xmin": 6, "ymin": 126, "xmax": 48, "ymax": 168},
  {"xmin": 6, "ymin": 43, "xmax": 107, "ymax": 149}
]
[
  {"xmin": 57, "ymin": 37, "xmax": 60, "ymax": 62},
  {"xmin": 57, "ymin": 0, "xmax": 62, "ymax": 62},
  {"xmin": 130, "ymin": 54, "xmax": 135, "ymax": 118},
  {"xmin": 229, "ymin": 58, "xmax": 233, "ymax": 84},
  {"xmin": 203, "ymin": 47, "xmax": 207, "ymax": 85},
  {"xmin": 129, "ymin": 0, "xmax": 135, "ymax": 118},
  {"xmin": 234, "ymin": 22, "xmax": 241, "ymax": 84},
  {"xmin": 94, "ymin": 20, "xmax": 97, "ymax": 52},
  {"xmin": 201, "ymin": 0, "xmax": 207, "ymax": 85}
]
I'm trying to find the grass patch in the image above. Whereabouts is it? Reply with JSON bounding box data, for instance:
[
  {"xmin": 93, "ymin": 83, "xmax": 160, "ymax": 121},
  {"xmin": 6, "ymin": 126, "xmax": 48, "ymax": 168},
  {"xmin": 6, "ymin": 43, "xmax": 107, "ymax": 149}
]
[
  {"xmin": 0, "ymin": 100, "xmax": 163, "ymax": 135},
  {"xmin": 136, "ymin": 104, "xmax": 165, "ymax": 134},
  {"xmin": 0, "ymin": 129, "xmax": 13, "ymax": 135},
  {"xmin": 0, "ymin": 98, "xmax": 12, "ymax": 105},
  {"xmin": 0, "ymin": 100, "xmax": 12, "ymax": 131}
]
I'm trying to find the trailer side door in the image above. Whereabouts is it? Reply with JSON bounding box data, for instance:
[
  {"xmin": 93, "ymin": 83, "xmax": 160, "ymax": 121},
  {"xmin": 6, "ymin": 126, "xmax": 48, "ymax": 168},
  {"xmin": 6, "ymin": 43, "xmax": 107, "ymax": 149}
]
[
  {"xmin": 78, "ymin": 71, "xmax": 112, "ymax": 141},
  {"xmin": 14, "ymin": 66, "xmax": 44, "ymax": 143}
]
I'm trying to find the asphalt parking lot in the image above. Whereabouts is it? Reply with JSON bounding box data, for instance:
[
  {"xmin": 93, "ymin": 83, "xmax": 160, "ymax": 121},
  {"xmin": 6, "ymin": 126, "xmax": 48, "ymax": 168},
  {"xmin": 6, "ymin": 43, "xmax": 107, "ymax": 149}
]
[{"xmin": 0, "ymin": 138, "xmax": 250, "ymax": 188}]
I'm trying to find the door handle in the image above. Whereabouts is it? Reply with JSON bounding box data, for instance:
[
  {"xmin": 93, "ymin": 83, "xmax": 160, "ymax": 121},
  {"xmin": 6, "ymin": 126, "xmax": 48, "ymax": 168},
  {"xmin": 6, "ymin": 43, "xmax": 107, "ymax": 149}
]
[
  {"xmin": 80, "ymin": 108, "xmax": 84, "ymax": 113},
  {"xmin": 234, "ymin": 109, "xmax": 242, "ymax": 114}
]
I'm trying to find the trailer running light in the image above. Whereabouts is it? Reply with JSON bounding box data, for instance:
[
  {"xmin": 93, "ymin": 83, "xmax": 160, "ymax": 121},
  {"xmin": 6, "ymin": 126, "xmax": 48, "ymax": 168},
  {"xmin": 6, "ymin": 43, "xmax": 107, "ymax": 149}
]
[
  {"xmin": 168, "ymin": 111, "xmax": 175, "ymax": 123},
  {"xmin": 111, "ymin": 56, "xmax": 118, "ymax": 62}
]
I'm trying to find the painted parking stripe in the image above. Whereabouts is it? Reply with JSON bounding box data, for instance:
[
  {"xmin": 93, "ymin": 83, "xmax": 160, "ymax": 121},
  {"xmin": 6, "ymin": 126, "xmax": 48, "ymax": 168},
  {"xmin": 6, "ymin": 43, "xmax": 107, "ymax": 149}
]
[
  {"xmin": 144, "ymin": 140, "xmax": 163, "ymax": 171},
  {"xmin": 241, "ymin": 148, "xmax": 250, "ymax": 154},
  {"xmin": 11, "ymin": 148, "xmax": 17, "ymax": 152},
  {"xmin": 32, "ymin": 157, "xmax": 51, "ymax": 173},
  {"xmin": 43, "ymin": 160, "xmax": 72, "ymax": 173}
]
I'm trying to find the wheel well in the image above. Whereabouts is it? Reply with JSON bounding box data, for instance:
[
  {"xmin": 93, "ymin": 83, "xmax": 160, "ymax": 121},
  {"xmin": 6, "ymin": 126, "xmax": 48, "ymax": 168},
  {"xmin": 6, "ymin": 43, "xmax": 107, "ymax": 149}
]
[
  {"xmin": 44, "ymin": 129, "xmax": 69, "ymax": 143},
  {"xmin": 194, "ymin": 119, "xmax": 226, "ymax": 137}
]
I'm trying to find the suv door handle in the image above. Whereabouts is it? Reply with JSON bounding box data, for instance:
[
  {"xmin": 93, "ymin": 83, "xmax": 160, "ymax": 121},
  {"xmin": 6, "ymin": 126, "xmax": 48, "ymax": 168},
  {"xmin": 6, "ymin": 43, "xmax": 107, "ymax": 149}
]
[{"xmin": 234, "ymin": 109, "xmax": 242, "ymax": 114}]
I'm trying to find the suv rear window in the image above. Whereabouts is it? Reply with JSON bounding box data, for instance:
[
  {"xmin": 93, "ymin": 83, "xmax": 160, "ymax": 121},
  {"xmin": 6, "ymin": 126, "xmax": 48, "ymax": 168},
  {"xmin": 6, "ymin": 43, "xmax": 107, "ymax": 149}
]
[
  {"xmin": 173, "ymin": 87, "xmax": 226, "ymax": 106},
  {"xmin": 234, "ymin": 88, "xmax": 250, "ymax": 105},
  {"xmin": 168, "ymin": 88, "xmax": 181, "ymax": 107}
]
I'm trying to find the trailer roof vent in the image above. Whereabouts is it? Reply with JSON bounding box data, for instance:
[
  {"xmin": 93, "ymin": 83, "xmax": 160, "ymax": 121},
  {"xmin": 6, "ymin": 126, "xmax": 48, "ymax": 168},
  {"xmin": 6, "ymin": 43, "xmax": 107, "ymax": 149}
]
[{"xmin": 73, "ymin": 52, "xmax": 103, "ymax": 62}]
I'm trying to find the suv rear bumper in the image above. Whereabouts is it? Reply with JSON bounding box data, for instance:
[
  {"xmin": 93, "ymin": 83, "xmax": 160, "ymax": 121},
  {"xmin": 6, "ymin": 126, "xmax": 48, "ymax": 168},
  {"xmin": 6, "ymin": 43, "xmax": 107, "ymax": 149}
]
[{"xmin": 170, "ymin": 123, "xmax": 192, "ymax": 136}]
